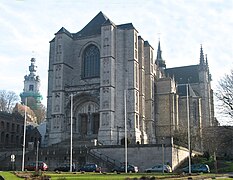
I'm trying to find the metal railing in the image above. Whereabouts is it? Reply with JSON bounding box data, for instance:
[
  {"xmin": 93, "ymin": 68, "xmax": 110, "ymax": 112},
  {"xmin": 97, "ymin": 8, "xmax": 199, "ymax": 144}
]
[{"xmin": 88, "ymin": 149, "xmax": 122, "ymax": 170}]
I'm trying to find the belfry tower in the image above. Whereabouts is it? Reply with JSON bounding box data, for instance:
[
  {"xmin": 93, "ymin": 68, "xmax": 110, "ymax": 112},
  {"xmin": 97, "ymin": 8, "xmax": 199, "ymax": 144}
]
[{"xmin": 20, "ymin": 57, "xmax": 43, "ymax": 110}]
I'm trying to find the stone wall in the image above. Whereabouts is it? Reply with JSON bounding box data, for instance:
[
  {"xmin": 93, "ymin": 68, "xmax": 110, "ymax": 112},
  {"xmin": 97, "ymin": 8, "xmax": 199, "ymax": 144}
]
[
  {"xmin": 0, "ymin": 144, "xmax": 194, "ymax": 172},
  {"xmin": 90, "ymin": 144, "xmax": 191, "ymax": 171}
]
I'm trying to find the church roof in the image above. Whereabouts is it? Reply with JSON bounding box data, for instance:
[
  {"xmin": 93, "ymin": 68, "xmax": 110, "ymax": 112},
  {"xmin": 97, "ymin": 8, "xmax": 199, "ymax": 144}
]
[
  {"xmin": 54, "ymin": 12, "xmax": 139, "ymax": 40},
  {"xmin": 56, "ymin": 27, "xmax": 73, "ymax": 38},
  {"xmin": 74, "ymin": 11, "xmax": 109, "ymax": 38},
  {"xmin": 102, "ymin": 18, "xmax": 115, "ymax": 26},
  {"xmin": 165, "ymin": 65, "xmax": 199, "ymax": 84},
  {"xmin": 117, "ymin": 23, "xmax": 137, "ymax": 31}
]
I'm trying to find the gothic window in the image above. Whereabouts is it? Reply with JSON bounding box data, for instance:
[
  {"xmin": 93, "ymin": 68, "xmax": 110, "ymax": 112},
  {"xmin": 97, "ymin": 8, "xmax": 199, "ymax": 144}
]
[
  {"xmin": 80, "ymin": 114, "xmax": 88, "ymax": 135},
  {"xmin": 92, "ymin": 113, "xmax": 100, "ymax": 134},
  {"xmin": 29, "ymin": 85, "xmax": 34, "ymax": 91},
  {"xmin": 83, "ymin": 45, "xmax": 100, "ymax": 78}
]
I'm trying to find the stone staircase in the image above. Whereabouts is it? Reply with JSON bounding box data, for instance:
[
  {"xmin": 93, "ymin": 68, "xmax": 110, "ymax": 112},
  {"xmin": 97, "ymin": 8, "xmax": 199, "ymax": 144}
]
[
  {"xmin": 88, "ymin": 149, "xmax": 122, "ymax": 171},
  {"xmin": 0, "ymin": 138, "xmax": 121, "ymax": 172}
]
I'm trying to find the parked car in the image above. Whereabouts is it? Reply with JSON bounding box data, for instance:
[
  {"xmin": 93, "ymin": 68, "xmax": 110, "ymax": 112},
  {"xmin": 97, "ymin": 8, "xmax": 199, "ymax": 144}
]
[
  {"xmin": 182, "ymin": 164, "xmax": 210, "ymax": 173},
  {"xmin": 145, "ymin": 164, "xmax": 172, "ymax": 173},
  {"xmin": 25, "ymin": 161, "xmax": 48, "ymax": 171},
  {"xmin": 112, "ymin": 164, "xmax": 139, "ymax": 173},
  {"xmin": 79, "ymin": 163, "xmax": 101, "ymax": 172},
  {"xmin": 54, "ymin": 163, "xmax": 76, "ymax": 172}
]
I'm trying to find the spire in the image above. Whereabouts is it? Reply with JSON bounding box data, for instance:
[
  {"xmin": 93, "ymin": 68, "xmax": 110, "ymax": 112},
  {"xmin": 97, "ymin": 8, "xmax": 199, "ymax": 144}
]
[
  {"xmin": 155, "ymin": 41, "xmax": 166, "ymax": 68},
  {"xmin": 156, "ymin": 41, "xmax": 162, "ymax": 61},
  {"xmin": 200, "ymin": 44, "xmax": 205, "ymax": 65}
]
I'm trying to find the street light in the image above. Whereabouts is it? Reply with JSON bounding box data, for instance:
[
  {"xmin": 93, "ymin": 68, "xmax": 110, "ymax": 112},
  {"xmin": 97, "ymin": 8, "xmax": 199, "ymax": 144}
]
[
  {"xmin": 186, "ymin": 84, "xmax": 191, "ymax": 174},
  {"xmin": 124, "ymin": 89, "xmax": 128, "ymax": 173},
  {"xmin": 70, "ymin": 93, "xmax": 73, "ymax": 172},
  {"xmin": 36, "ymin": 141, "xmax": 39, "ymax": 171},
  {"xmin": 162, "ymin": 137, "xmax": 165, "ymax": 174},
  {"xmin": 22, "ymin": 98, "xmax": 27, "ymax": 171}
]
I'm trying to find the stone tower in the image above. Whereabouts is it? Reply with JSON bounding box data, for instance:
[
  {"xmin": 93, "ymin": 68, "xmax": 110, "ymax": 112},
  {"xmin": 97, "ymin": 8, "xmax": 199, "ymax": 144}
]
[
  {"xmin": 20, "ymin": 57, "xmax": 43, "ymax": 110},
  {"xmin": 46, "ymin": 12, "xmax": 155, "ymax": 146}
]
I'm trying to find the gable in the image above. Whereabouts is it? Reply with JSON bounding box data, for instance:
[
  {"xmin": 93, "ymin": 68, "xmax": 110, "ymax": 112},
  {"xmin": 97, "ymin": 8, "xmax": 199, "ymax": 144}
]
[{"xmin": 74, "ymin": 11, "xmax": 109, "ymax": 38}]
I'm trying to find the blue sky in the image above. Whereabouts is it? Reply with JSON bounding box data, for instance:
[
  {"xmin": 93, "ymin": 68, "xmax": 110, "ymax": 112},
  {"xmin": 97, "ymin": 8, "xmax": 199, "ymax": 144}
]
[{"xmin": 0, "ymin": 0, "xmax": 232, "ymax": 124}]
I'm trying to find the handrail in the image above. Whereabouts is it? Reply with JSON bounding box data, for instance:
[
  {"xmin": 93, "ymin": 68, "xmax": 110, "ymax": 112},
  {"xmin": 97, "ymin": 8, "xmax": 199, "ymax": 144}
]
[{"xmin": 88, "ymin": 149, "xmax": 122, "ymax": 169}]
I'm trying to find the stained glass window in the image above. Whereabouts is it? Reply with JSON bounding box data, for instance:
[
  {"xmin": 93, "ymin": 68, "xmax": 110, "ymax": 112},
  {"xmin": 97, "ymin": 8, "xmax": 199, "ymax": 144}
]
[{"xmin": 83, "ymin": 45, "xmax": 100, "ymax": 78}]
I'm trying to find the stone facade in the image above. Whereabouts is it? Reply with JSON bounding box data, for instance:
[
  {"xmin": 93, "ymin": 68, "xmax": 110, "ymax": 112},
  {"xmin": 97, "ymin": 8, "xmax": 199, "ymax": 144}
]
[
  {"xmin": 45, "ymin": 12, "xmax": 215, "ymax": 149},
  {"xmin": 0, "ymin": 112, "xmax": 24, "ymax": 148}
]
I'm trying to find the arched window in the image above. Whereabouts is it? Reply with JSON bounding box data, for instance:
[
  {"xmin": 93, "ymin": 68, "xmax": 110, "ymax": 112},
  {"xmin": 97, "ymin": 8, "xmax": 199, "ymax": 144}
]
[
  {"xmin": 1, "ymin": 121, "xmax": 4, "ymax": 130},
  {"xmin": 29, "ymin": 85, "xmax": 34, "ymax": 91},
  {"xmin": 83, "ymin": 45, "xmax": 100, "ymax": 78}
]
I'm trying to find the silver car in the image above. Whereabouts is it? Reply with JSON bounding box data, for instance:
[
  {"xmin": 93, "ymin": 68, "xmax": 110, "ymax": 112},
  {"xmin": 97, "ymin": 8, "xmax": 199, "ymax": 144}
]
[{"xmin": 145, "ymin": 164, "xmax": 172, "ymax": 173}]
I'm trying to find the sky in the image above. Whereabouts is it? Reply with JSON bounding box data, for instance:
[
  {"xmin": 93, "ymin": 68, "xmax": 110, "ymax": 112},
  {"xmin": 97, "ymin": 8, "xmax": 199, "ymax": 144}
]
[{"xmin": 0, "ymin": 0, "xmax": 232, "ymax": 125}]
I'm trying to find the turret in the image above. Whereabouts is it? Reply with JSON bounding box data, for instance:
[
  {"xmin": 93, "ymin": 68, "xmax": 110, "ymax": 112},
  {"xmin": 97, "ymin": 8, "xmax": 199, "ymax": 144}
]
[
  {"xmin": 155, "ymin": 41, "xmax": 166, "ymax": 69},
  {"xmin": 200, "ymin": 44, "xmax": 205, "ymax": 65}
]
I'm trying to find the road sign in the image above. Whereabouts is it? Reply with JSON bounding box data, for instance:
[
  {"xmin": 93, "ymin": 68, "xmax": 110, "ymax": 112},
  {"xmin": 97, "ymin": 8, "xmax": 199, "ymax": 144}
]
[{"xmin": 11, "ymin": 154, "xmax": 15, "ymax": 162}]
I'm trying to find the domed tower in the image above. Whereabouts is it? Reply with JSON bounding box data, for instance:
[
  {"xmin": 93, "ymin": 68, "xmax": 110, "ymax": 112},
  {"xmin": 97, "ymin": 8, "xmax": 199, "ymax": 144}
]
[{"xmin": 20, "ymin": 57, "xmax": 43, "ymax": 110}]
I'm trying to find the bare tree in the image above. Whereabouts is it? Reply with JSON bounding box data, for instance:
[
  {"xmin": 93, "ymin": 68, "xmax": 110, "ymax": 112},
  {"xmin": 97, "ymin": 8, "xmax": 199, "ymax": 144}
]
[
  {"xmin": 0, "ymin": 90, "xmax": 19, "ymax": 112},
  {"xmin": 26, "ymin": 97, "xmax": 46, "ymax": 124},
  {"xmin": 34, "ymin": 104, "xmax": 46, "ymax": 124},
  {"xmin": 215, "ymin": 69, "xmax": 233, "ymax": 122}
]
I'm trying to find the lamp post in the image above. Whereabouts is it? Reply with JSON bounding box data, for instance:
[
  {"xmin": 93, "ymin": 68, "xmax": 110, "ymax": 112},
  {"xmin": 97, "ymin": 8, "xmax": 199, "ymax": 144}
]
[
  {"xmin": 36, "ymin": 141, "xmax": 39, "ymax": 171},
  {"xmin": 162, "ymin": 137, "xmax": 165, "ymax": 174},
  {"xmin": 70, "ymin": 93, "xmax": 73, "ymax": 172},
  {"xmin": 186, "ymin": 84, "xmax": 191, "ymax": 174},
  {"xmin": 22, "ymin": 98, "xmax": 27, "ymax": 171},
  {"xmin": 124, "ymin": 89, "xmax": 128, "ymax": 173}
]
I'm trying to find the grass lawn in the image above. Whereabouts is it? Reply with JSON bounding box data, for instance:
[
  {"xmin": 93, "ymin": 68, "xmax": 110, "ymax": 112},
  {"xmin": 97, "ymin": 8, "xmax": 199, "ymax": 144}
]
[
  {"xmin": 1, "ymin": 171, "xmax": 233, "ymax": 180},
  {"xmin": 47, "ymin": 172, "xmax": 167, "ymax": 180},
  {"xmin": 0, "ymin": 171, "xmax": 23, "ymax": 179}
]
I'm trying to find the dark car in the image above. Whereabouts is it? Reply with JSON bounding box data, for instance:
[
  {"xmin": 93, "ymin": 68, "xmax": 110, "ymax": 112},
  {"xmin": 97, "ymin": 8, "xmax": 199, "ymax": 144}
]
[
  {"xmin": 145, "ymin": 164, "xmax": 172, "ymax": 173},
  {"xmin": 182, "ymin": 164, "xmax": 210, "ymax": 173},
  {"xmin": 112, "ymin": 164, "xmax": 139, "ymax": 173},
  {"xmin": 54, "ymin": 163, "xmax": 76, "ymax": 172},
  {"xmin": 79, "ymin": 163, "xmax": 101, "ymax": 172},
  {"xmin": 25, "ymin": 161, "xmax": 48, "ymax": 171}
]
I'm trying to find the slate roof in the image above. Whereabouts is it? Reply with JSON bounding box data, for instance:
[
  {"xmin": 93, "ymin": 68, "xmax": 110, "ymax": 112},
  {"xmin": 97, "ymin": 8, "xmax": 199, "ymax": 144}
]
[
  {"xmin": 74, "ymin": 11, "xmax": 109, "ymax": 39},
  {"xmin": 117, "ymin": 23, "xmax": 136, "ymax": 31},
  {"xmin": 54, "ymin": 11, "xmax": 139, "ymax": 40},
  {"xmin": 55, "ymin": 27, "xmax": 73, "ymax": 38},
  {"xmin": 102, "ymin": 18, "xmax": 115, "ymax": 26},
  {"xmin": 165, "ymin": 65, "xmax": 200, "ymax": 84}
]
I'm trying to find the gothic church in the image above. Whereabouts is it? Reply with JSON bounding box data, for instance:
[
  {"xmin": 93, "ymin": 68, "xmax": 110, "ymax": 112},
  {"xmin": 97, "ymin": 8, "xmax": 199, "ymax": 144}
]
[{"xmin": 45, "ymin": 12, "xmax": 215, "ymax": 149}]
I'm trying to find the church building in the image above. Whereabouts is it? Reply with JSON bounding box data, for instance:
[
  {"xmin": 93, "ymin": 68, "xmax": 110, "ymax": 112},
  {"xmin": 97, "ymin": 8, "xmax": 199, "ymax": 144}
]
[{"xmin": 45, "ymin": 11, "xmax": 215, "ymax": 149}]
